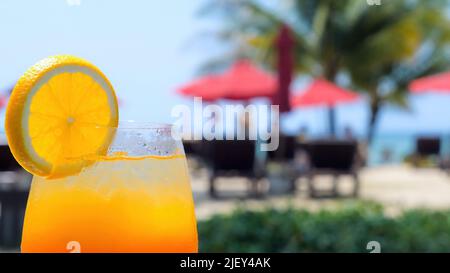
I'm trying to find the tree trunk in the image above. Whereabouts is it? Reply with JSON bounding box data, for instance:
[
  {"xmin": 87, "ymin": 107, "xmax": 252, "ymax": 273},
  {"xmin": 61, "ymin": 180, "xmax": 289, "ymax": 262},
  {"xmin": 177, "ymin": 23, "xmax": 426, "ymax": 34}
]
[
  {"xmin": 324, "ymin": 55, "xmax": 339, "ymax": 82},
  {"xmin": 324, "ymin": 55, "xmax": 339, "ymax": 137},
  {"xmin": 368, "ymin": 95, "xmax": 381, "ymax": 144}
]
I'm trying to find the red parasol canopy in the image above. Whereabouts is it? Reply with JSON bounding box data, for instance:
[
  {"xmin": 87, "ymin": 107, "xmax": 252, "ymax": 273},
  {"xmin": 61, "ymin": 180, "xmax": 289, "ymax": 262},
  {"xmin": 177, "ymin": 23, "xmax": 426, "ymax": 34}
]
[
  {"xmin": 0, "ymin": 86, "xmax": 13, "ymax": 110},
  {"xmin": 291, "ymin": 79, "xmax": 359, "ymax": 136},
  {"xmin": 176, "ymin": 60, "xmax": 277, "ymax": 101},
  {"xmin": 220, "ymin": 60, "xmax": 277, "ymax": 100},
  {"xmin": 291, "ymin": 79, "xmax": 359, "ymax": 107},
  {"xmin": 0, "ymin": 96, "xmax": 6, "ymax": 109},
  {"xmin": 177, "ymin": 75, "xmax": 225, "ymax": 101},
  {"xmin": 409, "ymin": 72, "xmax": 450, "ymax": 93}
]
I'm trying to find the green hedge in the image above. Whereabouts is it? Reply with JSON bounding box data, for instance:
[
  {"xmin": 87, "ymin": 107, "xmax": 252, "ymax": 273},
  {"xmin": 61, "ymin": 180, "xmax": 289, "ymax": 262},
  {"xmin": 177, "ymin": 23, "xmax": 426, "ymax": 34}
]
[{"xmin": 198, "ymin": 202, "xmax": 450, "ymax": 252}]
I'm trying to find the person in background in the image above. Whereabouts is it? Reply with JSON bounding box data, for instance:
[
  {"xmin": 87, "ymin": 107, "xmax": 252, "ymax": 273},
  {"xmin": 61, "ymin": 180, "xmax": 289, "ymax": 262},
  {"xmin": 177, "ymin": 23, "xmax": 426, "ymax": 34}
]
[
  {"xmin": 344, "ymin": 125, "xmax": 355, "ymax": 140},
  {"xmin": 343, "ymin": 125, "xmax": 367, "ymax": 168},
  {"xmin": 297, "ymin": 125, "xmax": 309, "ymax": 143}
]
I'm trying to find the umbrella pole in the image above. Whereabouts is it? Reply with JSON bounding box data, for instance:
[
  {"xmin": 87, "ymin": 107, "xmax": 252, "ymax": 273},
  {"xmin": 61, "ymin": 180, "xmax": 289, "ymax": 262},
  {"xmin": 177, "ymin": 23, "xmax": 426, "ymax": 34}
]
[{"xmin": 328, "ymin": 106, "xmax": 336, "ymax": 137}]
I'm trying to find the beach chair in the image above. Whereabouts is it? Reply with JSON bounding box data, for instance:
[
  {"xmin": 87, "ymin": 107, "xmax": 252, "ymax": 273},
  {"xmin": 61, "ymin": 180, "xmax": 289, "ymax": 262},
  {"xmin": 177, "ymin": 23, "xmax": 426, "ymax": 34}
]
[
  {"xmin": 0, "ymin": 145, "xmax": 31, "ymax": 248},
  {"xmin": 413, "ymin": 137, "xmax": 441, "ymax": 167},
  {"xmin": 303, "ymin": 140, "xmax": 359, "ymax": 198},
  {"xmin": 267, "ymin": 135, "xmax": 296, "ymax": 161},
  {"xmin": 182, "ymin": 139, "xmax": 210, "ymax": 177},
  {"xmin": 203, "ymin": 140, "xmax": 263, "ymax": 198},
  {"xmin": 182, "ymin": 139, "xmax": 203, "ymax": 157},
  {"xmin": 416, "ymin": 137, "xmax": 440, "ymax": 156},
  {"xmin": 266, "ymin": 135, "xmax": 308, "ymax": 194}
]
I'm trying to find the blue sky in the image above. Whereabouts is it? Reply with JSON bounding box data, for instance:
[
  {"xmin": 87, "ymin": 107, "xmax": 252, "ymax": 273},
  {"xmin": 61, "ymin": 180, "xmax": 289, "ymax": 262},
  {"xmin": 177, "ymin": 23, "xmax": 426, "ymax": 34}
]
[{"xmin": 0, "ymin": 0, "xmax": 449, "ymax": 137}]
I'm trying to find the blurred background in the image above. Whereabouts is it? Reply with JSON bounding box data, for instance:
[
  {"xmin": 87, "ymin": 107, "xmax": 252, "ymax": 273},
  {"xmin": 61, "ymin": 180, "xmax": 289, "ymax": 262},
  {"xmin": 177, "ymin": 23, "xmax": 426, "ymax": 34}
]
[{"xmin": 4, "ymin": 0, "xmax": 450, "ymax": 252}]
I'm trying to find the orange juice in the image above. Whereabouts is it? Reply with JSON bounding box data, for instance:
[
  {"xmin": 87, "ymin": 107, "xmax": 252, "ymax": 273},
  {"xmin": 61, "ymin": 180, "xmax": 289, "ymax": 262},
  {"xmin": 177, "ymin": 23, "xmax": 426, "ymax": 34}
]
[
  {"xmin": 3, "ymin": 56, "xmax": 197, "ymax": 253},
  {"xmin": 21, "ymin": 155, "xmax": 198, "ymax": 253}
]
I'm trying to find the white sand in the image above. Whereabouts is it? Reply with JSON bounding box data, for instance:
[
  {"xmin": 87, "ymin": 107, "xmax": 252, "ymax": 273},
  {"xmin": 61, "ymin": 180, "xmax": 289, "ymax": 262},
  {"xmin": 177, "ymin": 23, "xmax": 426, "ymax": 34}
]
[{"xmin": 191, "ymin": 164, "xmax": 450, "ymax": 219}]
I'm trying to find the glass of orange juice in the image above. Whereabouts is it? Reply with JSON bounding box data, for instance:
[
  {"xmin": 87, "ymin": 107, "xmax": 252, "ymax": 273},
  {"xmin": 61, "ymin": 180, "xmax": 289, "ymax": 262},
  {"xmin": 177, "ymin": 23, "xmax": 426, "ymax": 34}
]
[{"xmin": 20, "ymin": 122, "xmax": 198, "ymax": 253}]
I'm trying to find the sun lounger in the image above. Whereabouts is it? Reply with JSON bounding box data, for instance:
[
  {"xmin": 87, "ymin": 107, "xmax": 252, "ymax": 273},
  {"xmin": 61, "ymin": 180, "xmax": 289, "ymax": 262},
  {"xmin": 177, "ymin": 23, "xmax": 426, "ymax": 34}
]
[
  {"xmin": 303, "ymin": 140, "xmax": 359, "ymax": 198},
  {"xmin": 267, "ymin": 135, "xmax": 296, "ymax": 161},
  {"xmin": 0, "ymin": 145, "xmax": 31, "ymax": 248},
  {"xmin": 413, "ymin": 136, "xmax": 442, "ymax": 167},
  {"xmin": 416, "ymin": 137, "xmax": 441, "ymax": 156},
  {"xmin": 203, "ymin": 140, "xmax": 263, "ymax": 198}
]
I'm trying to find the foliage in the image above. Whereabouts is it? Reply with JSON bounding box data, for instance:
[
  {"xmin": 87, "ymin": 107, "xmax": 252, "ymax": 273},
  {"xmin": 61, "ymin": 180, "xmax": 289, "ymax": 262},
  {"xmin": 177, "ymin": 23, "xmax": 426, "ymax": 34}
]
[
  {"xmin": 198, "ymin": 202, "xmax": 450, "ymax": 252},
  {"xmin": 199, "ymin": 0, "xmax": 450, "ymax": 140}
]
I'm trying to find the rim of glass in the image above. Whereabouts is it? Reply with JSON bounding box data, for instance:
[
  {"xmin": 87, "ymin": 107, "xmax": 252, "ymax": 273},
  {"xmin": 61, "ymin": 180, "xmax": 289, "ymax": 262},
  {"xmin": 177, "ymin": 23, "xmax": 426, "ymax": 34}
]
[{"xmin": 94, "ymin": 121, "xmax": 173, "ymax": 130}]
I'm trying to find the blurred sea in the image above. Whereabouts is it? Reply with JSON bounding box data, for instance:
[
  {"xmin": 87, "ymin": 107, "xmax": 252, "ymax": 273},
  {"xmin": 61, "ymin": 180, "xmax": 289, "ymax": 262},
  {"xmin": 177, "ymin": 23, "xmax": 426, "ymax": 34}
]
[{"xmin": 368, "ymin": 133, "xmax": 450, "ymax": 166}]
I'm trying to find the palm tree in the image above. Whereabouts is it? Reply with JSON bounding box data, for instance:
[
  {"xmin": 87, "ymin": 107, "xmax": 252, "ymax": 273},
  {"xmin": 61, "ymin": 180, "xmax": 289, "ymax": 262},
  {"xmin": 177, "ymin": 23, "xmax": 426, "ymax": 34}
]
[{"xmin": 198, "ymin": 0, "xmax": 450, "ymax": 141}]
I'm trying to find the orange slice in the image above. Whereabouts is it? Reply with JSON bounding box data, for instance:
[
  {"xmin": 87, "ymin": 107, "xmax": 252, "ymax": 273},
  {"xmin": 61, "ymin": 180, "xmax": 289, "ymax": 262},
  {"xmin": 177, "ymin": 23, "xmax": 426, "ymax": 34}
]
[{"xmin": 5, "ymin": 55, "xmax": 119, "ymax": 178}]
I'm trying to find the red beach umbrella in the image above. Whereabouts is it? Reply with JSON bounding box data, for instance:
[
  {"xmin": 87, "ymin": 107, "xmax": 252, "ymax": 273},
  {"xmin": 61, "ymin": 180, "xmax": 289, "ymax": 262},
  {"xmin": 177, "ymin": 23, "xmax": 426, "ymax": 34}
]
[
  {"xmin": 409, "ymin": 72, "xmax": 450, "ymax": 94},
  {"xmin": 291, "ymin": 79, "xmax": 359, "ymax": 135},
  {"xmin": 291, "ymin": 79, "xmax": 359, "ymax": 107},
  {"xmin": 274, "ymin": 24, "xmax": 294, "ymax": 113},
  {"xmin": 220, "ymin": 60, "xmax": 277, "ymax": 100},
  {"xmin": 177, "ymin": 75, "xmax": 226, "ymax": 102},
  {"xmin": 0, "ymin": 95, "xmax": 6, "ymax": 109},
  {"xmin": 409, "ymin": 72, "xmax": 450, "ymax": 145},
  {"xmin": 0, "ymin": 86, "xmax": 13, "ymax": 110},
  {"xmin": 177, "ymin": 60, "xmax": 277, "ymax": 101}
]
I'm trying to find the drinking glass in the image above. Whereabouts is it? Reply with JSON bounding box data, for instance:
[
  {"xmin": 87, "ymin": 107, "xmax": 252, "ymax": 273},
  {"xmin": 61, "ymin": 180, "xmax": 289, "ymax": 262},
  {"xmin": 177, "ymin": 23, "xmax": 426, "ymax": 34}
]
[{"xmin": 20, "ymin": 122, "xmax": 198, "ymax": 253}]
